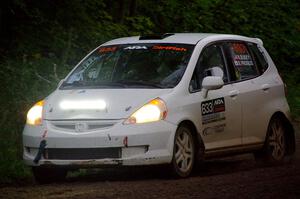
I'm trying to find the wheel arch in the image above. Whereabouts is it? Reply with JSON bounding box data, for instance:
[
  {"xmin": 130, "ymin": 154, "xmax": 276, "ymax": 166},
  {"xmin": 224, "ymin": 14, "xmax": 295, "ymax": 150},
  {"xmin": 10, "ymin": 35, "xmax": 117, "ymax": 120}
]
[
  {"xmin": 267, "ymin": 111, "xmax": 295, "ymax": 155},
  {"xmin": 177, "ymin": 120, "xmax": 205, "ymax": 161}
]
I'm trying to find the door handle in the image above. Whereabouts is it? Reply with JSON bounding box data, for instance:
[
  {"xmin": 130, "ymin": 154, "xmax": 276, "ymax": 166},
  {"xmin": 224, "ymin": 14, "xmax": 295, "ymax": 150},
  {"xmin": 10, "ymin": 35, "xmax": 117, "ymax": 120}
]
[
  {"xmin": 261, "ymin": 84, "xmax": 270, "ymax": 91},
  {"xmin": 229, "ymin": 90, "xmax": 239, "ymax": 98}
]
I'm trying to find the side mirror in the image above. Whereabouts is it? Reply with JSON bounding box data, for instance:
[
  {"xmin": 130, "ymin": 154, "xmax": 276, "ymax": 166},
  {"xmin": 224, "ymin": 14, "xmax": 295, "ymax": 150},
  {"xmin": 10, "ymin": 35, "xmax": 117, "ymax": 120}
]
[
  {"xmin": 204, "ymin": 66, "xmax": 224, "ymax": 78},
  {"xmin": 210, "ymin": 66, "xmax": 224, "ymax": 78},
  {"xmin": 202, "ymin": 76, "xmax": 224, "ymax": 98}
]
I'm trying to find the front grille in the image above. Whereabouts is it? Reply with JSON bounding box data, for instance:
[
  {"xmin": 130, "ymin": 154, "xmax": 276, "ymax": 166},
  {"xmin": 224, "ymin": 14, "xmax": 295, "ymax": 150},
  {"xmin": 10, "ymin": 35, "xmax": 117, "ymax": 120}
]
[
  {"xmin": 53, "ymin": 123, "xmax": 114, "ymax": 131},
  {"xmin": 48, "ymin": 120, "xmax": 118, "ymax": 133},
  {"xmin": 44, "ymin": 148, "xmax": 121, "ymax": 160}
]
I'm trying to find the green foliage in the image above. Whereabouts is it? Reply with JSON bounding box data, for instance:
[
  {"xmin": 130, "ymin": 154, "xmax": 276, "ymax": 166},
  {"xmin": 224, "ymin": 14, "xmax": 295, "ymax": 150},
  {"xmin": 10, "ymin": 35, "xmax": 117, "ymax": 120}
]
[
  {"xmin": 0, "ymin": 0, "xmax": 299, "ymax": 183},
  {"xmin": 0, "ymin": 58, "xmax": 60, "ymax": 183},
  {"xmin": 283, "ymin": 67, "xmax": 300, "ymax": 119}
]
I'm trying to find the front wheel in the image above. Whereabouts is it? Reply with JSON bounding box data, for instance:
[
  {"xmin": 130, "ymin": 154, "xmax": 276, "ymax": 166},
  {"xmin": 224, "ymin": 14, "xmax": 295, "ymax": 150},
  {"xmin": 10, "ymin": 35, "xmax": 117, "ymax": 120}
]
[{"xmin": 171, "ymin": 126, "xmax": 195, "ymax": 178}]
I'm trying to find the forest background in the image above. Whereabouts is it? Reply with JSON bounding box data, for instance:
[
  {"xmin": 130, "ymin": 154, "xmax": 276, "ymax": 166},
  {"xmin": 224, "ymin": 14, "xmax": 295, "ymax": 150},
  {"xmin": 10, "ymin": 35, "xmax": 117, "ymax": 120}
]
[{"xmin": 0, "ymin": 0, "xmax": 299, "ymax": 183}]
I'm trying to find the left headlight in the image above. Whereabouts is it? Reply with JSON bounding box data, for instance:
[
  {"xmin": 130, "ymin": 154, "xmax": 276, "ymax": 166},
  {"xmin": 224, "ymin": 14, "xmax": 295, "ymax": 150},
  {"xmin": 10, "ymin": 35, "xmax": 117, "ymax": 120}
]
[
  {"xmin": 26, "ymin": 100, "xmax": 45, "ymax": 125},
  {"xmin": 124, "ymin": 98, "xmax": 167, "ymax": 125}
]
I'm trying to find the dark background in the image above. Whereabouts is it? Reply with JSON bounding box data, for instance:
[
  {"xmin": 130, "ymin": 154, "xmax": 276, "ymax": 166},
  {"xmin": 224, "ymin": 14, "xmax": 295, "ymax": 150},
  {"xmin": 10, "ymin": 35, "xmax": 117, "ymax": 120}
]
[{"xmin": 0, "ymin": 0, "xmax": 299, "ymax": 183}]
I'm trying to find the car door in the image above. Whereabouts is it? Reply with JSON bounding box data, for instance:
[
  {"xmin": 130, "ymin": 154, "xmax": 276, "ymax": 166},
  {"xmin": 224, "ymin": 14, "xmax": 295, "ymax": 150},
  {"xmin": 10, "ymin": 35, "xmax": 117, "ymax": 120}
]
[
  {"xmin": 189, "ymin": 43, "xmax": 242, "ymax": 151},
  {"xmin": 222, "ymin": 41, "xmax": 268, "ymax": 146}
]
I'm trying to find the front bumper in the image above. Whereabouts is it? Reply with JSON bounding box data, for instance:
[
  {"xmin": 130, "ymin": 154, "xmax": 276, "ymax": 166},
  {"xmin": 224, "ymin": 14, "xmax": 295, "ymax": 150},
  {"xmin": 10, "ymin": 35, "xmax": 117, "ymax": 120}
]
[{"xmin": 23, "ymin": 119, "xmax": 177, "ymax": 167}]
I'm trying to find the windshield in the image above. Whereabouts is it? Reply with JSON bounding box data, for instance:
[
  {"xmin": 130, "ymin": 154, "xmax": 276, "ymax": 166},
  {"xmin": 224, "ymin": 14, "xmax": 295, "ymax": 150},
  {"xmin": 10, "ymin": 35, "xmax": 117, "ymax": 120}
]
[{"xmin": 60, "ymin": 43, "xmax": 194, "ymax": 89}]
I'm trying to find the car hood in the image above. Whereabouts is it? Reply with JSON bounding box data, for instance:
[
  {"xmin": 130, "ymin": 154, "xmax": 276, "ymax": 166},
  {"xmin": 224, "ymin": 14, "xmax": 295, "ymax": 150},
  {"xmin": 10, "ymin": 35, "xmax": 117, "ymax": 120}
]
[{"xmin": 44, "ymin": 89, "xmax": 172, "ymax": 120}]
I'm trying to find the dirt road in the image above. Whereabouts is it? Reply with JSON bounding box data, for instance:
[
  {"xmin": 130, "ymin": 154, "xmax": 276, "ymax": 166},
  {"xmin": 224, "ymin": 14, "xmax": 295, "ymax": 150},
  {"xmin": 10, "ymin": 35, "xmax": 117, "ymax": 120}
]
[{"xmin": 1, "ymin": 123, "xmax": 300, "ymax": 199}]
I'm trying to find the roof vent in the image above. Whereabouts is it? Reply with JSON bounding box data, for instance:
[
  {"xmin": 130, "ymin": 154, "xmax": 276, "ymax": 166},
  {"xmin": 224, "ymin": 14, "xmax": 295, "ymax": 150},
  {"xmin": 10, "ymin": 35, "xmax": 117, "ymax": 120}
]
[{"xmin": 139, "ymin": 33, "xmax": 174, "ymax": 40}]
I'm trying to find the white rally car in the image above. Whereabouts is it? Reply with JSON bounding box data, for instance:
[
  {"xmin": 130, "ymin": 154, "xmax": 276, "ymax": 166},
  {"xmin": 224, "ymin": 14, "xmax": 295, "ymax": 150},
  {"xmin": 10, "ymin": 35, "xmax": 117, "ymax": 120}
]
[{"xmin": 23, "ymin": 33, "xmax": 295, "ymax": 183}]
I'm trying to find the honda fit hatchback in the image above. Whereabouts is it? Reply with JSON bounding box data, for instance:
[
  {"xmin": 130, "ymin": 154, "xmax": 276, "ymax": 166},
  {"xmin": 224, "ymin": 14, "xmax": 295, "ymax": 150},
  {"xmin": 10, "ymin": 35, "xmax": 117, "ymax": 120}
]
[{"xmin": 23, "ymin": 33, "xmax": 295, "ymax": 183}]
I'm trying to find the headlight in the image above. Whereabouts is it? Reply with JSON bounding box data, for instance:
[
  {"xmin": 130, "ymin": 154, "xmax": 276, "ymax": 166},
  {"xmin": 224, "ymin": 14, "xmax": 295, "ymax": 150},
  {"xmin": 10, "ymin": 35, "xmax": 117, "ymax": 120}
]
[
  {"xmin": 124, "ymin": 98, "xmax": 167, "ymax": 124},
  {"xmin": 26, "ymin": 100, "xmax": 44, "ymax": 125}
]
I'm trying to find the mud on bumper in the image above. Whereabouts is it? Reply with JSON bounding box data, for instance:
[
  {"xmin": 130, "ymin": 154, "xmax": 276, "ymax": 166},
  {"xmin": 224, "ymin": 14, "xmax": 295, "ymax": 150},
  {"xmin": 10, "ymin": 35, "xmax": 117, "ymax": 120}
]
[{"xmin": 23, "ymin": 120, "xmax": 177, "ymax": 167}]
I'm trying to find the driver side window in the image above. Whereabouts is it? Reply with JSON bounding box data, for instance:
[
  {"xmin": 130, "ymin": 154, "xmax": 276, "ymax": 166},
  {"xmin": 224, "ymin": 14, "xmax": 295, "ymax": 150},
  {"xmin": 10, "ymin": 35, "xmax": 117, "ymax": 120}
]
[{"xmin": 190, "ymin": 44, "xmax": 228, "ymax": 92}]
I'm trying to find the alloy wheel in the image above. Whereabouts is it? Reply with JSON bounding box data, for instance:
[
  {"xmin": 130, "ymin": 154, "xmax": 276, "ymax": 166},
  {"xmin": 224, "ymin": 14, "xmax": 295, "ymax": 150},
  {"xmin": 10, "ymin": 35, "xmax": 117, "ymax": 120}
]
[
  {"xmin": 268, "ymin": 119, "xmax": 286, "ymax": 160},
  {"xmin": 174, "ymin": 128, "xmax": 194, "ymax": 174}
]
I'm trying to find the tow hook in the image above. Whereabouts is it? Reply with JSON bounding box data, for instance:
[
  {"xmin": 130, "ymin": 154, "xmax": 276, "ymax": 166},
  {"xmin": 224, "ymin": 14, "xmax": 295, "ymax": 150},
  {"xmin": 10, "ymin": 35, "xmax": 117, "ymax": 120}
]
[{"xmin": 33, "ymin": 140, "xmax": 47, "ymax": 164}]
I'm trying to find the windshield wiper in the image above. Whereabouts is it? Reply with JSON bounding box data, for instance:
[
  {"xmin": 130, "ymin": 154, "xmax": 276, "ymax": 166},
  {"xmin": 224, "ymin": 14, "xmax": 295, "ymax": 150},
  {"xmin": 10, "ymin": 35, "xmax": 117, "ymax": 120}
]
[
  {"xmin": 95, "ymin": 82, "xmax": 127, "ymax": 88},
  {"xmin": 115, "ymin": 80, "xmax": 165, "ymax": 88},
  {"xmin": 60, "ymin": 81, "xmax": 126, "ymax": 89},
  {"xmin": 60, "ymin": 80, "xmax": 167, "ymax": 89},
  {"xmin": 61, "ymin": 80, "xmax": 87, "ymax": 88}
]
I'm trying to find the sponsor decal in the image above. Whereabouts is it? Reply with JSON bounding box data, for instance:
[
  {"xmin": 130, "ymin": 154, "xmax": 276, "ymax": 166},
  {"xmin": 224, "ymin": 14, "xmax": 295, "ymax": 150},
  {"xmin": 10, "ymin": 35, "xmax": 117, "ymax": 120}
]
[
  {"xmin": 201, "ymin": 97, "xmax": 225, "ymax": 124},
  {"xmin": 152, "ymin": 45, "xmax": 187, "ymax": 51},
  {"xmin": 234, "ymin": 60, "xmax": 254, "ymax": 66},
  {"xmin": 232, "ymin": 43, "xmax": 247, "ymax": 54},
  {"xmin": 99, "ymin": 46, "xmax": 117, "ymax": 53},
  {"xmin": 230, "ymin": 43, "xmax": 254, "ymax": 67},
  {"xmin": 124, "ymin": 46, "xmax": 147, "ymax": 50}
]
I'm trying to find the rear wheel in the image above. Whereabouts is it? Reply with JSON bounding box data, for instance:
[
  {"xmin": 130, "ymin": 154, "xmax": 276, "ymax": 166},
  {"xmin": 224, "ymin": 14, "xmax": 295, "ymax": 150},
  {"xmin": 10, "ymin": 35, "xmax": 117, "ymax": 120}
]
[
  {"xmin": 171, "ymin": 126, "xmax": 195, "ymax": 178},
  {"xmin": 32, "ymin": 167, "xmax": 67, "ymax": 184},
  {"xmin": 255, "ymin": 116, "xmax": 287, "ymax": 164}
]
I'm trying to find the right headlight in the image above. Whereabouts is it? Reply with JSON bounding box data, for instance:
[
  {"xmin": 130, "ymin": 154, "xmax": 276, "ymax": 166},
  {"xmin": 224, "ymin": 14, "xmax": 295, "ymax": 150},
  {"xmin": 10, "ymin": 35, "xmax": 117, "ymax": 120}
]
[
  {"xmin": 124, "ymin": 98, "xmax": 167, "ymax": 125},
  {"xmin": 26, "ymin": 100, "xmax": 44, "ymax": 126}
]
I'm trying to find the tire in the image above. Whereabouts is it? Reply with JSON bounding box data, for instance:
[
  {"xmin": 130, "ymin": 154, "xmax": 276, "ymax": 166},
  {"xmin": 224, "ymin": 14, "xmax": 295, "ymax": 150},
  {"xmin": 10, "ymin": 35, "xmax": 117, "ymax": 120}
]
[
  {"xmin": 170, "ymin": 126, "xmax": 195, "ymax": 178},
  {"xmin": 255, "ymin": 116, "xmax": 287, "ymax": 164},
  {"xmin": 32, "ymin": 167, "xmax": 67, "ymax": 184}
]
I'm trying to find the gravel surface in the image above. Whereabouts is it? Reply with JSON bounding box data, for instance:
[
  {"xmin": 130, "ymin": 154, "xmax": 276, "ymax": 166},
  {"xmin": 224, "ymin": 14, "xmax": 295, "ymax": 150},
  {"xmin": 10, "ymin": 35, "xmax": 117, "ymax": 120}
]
[{"xmin": 1, "ymin": 122, "xmax": 299, "ymax": 199}]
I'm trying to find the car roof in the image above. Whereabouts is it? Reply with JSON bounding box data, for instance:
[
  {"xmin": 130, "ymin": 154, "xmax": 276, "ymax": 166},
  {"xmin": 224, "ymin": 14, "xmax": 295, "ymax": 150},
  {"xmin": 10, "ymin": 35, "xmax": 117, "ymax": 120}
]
[{"xmin": 102, "ymin": 33, "xmax": 263, "ymax": 46}]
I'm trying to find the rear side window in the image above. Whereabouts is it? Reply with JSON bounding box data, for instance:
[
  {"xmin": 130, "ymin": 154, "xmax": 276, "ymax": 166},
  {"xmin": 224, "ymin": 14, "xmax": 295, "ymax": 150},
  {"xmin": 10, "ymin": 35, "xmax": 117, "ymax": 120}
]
[
  {"xmin": 247, "ymin": 43, "xmax": 268, "ymax": 73},
  {"xmin": 227, "ymin": 42, "xmax": 259, "ymax": 80}
]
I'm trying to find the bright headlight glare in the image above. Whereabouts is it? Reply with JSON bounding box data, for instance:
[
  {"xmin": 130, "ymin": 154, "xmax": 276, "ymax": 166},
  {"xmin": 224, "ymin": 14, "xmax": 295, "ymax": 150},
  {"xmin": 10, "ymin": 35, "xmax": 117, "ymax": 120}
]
[
  {"xmin": 26, "ymin": 100, "xmax": 44, "ymax": 125},
  {"xmin": 124, "ymin": 98, "xmax": 167, "ymax": 124}
]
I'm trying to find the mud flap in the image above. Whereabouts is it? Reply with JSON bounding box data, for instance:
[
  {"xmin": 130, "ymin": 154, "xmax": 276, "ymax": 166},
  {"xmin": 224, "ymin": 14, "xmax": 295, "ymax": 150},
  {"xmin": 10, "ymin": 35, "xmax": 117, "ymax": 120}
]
[{"xmin": 33, "ymin": 140, "xmax": 47, "ymax": 164}]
